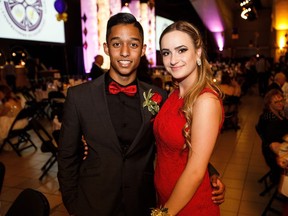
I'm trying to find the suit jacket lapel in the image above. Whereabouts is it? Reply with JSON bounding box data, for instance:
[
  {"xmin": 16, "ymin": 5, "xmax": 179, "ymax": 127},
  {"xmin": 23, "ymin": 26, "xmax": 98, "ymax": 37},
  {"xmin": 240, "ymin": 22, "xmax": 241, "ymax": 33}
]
[
  {"xmin": 139, "ymin": 82, "xmax": 152, "ymax": 125},
  {"xmin": 89, "ymin": 76, "xmax": 122, "ymax": 152},
  {"xmin": 126, "ymin": 81, "xmax": 154, "ymax": 155}
]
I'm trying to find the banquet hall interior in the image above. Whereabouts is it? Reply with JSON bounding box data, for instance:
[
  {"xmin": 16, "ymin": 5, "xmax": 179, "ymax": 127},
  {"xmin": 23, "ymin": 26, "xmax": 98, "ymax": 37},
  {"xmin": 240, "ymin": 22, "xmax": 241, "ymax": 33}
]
[{"xmin": 1, "ymin": 0, "xmax": 288, "ymax": 215}]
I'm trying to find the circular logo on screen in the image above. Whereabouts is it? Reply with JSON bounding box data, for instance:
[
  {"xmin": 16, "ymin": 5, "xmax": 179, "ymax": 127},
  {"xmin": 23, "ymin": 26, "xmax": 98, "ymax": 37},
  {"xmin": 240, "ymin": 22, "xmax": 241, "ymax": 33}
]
[{"xmin": 4, "ymin": 0, "xmax": 43, "ymax": 32}]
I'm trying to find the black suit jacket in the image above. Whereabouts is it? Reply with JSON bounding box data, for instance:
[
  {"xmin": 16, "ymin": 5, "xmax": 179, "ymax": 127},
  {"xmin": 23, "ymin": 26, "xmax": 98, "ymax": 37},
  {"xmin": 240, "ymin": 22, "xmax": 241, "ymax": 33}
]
[{"xmin": 57, "ymin": 74, "xmax": 167, "ymax": 216}]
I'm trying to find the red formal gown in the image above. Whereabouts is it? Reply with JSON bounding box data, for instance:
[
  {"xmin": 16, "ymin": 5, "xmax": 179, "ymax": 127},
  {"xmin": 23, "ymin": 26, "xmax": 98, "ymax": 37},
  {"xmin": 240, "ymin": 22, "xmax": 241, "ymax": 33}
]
[{"xmin": 154, "ymin": 88, "xmax": 222, "ymax": 216}]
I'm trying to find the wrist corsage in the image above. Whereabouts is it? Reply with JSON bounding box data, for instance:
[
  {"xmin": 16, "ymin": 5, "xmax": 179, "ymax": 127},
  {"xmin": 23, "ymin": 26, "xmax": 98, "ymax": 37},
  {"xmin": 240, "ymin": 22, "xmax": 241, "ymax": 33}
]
[
  {"xmin": 151, "ymin": 207, "xmax": 171, "ymax": 216},
  {"xmin": 143, "ymin": 89, "xmax": 162, "ymax": 115}
]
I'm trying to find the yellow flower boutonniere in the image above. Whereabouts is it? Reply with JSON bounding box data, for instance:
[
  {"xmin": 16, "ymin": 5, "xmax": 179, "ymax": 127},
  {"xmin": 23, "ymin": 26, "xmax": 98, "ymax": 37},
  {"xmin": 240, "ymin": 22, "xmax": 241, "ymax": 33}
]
[{"xmin": 143, "ymin": 89, "xmax": 162, "ymax": 115}]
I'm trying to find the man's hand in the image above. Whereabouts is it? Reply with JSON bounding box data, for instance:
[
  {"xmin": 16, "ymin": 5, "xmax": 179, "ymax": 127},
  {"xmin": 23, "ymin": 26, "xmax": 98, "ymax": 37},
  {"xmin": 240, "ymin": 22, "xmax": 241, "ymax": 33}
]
[
  {"xmin": 210, "ymin": 174, "xmax": 225, "ymax": 205},
  {"xmin": 82, "ymin": 135, "xmax": 88, "ymax": 160}
]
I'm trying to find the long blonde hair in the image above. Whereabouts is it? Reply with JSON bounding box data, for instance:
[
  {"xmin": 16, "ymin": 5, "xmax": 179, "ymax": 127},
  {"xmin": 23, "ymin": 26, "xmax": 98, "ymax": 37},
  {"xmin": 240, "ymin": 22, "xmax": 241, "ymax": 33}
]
[{"xmin": 160, "ymin": 21, "xmax": 223, "ymax": 149}]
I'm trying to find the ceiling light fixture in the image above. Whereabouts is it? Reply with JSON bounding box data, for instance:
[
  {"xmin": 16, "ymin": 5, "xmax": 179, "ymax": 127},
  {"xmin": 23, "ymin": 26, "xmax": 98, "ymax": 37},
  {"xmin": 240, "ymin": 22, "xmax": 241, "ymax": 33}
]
[{"xmin": 241, "ymin": 7, "xmax": 251, "ymax": 20}]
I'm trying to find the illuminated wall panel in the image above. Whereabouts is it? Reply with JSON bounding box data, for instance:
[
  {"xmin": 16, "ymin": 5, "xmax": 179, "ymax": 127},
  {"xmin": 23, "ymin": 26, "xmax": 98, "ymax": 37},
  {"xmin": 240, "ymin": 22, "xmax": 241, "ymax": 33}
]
[
  {"xmin": 81, "ymin": 0, "xmax": 98, "ymax": 73},
  {"xmin": 190, "ymin": 0, "xmax": 225, "ymax": 51},
  {"xmin": 81, "ymin": 0, "xmax": 156, "ymax": 72}
]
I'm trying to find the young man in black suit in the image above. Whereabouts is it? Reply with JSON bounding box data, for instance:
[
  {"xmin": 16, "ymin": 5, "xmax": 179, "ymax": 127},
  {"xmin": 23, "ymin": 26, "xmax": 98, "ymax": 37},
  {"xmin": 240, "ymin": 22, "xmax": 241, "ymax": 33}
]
[{"xmin": 57, "ymin": 12, "xmax": 225, "ymax": 216}]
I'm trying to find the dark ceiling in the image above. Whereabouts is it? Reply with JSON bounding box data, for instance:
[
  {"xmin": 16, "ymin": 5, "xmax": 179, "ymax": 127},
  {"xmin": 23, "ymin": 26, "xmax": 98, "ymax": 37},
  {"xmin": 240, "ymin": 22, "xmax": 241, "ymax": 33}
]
[
  {"xmin": 154, "ymin": 0, "xmax": 273, "ymax": 60},
  {"xmin": 155, "ymin": 0, "xmax": 201, "ymax": 23},
  {"xmin": 155, "ymin": 0, "xmax": 273, "ymax": 23},
  {"xmin": 154, "ymin": 0, "xmax": 218, "ymax": 55}
]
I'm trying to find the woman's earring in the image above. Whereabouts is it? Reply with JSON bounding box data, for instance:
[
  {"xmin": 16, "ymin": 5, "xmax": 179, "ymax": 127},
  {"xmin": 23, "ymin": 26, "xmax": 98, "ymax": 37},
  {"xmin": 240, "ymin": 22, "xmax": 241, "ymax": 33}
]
[{"xmin": 196, "ymin": 58, "xmax": 201, "ymax": 66}]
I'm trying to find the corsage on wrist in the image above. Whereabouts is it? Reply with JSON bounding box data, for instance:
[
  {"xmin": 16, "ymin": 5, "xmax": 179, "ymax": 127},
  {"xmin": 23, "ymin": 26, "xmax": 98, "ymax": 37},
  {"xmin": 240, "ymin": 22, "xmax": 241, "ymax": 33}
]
[{"xmin": 151, "ymin": 207, "xmax": 171, "ymax": 216}]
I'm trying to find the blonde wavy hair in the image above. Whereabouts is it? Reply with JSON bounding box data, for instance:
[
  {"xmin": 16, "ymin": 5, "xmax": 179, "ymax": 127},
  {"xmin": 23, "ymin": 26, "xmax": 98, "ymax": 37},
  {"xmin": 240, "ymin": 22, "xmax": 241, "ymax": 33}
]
[{"xmin": 159, "ymin": 21, "xmax": 223, "ymax": 149}]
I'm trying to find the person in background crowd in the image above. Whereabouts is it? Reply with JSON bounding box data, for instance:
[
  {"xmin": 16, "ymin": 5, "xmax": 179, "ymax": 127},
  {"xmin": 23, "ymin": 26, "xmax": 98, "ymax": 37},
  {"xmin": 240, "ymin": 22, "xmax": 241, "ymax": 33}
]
[
  {"xmin": 257, "ymin": 89, "xmax": 288, "ymax": 185},
  {"xmin": 266, "ymin": 72, "xmax": 286, "ymax": 94},
  {"xmin": 89, "ymin": 54, "xmax": 105, "ymax": 80},
  {"xmin": 25, "ymin": 57, "xmax": 37, "ymax": 86},
  {"xmin": 57, "ymin": 13, "xmax": 225, "ymax": 216},
  {"xmin": 3, "ymin": 59, "xmax": 16, "ymax": 91},
  {"xmin": 275, "ymin": 55, "xmax": 288, "ymax": 78},
  {"xmin": 256, "ymin": 55, "xmax": 270, "ymax": 96},
  {"xmin": 25, "ymin": 57, "xmax": 47, "ymax": 88},
  {"xmin": 282, "ymin": 76, "xmax": 288, "ymax": 100},
  {"xmin": 152, "ymin": 20, "xmax": 224, "ymax": 215},
  {"xmin": 281, "ymin": 73, "xmax": 288, "ymax": 117},
  {"xmin": 0, "ymin": 85, "xmax": 27, "ymax": 146},
  {"xmin": 137, "ymin": 55, "xmax": 153, "ymax": 84},
  {"xmin": 219, "ymin": 72, "xmax": 241, "ymax": 97},
  {"xmin": 242, "ymin": 56, "xmax": 257, "ymax": 94},
  {"xmin": 275, "ymin": 138, "xmax": 288, "ymax": 216}
]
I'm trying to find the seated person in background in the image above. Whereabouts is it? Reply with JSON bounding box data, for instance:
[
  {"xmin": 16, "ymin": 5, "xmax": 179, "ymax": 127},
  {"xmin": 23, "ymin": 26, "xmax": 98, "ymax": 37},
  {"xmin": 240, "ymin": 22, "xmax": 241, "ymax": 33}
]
[
  {"xmin": 275, "ymin": 135, "xmax": 288, "ymax": 216},
  {"xmin": 282, "ymin": 74, "xmax": 288, "ymax": 98},
  {"xmin": 257, "ymin": 89, "xmax": 288, "ymax": 184},
  {"xmin": 220, "ymin": 72, "xmax": 241, "ymax": 130},
  {"xmin": 0, "ymin": 85, "xmax": 28, "ymax": 145},
  {"xmin": 219, "ymin": 72, "xmax": 241, "ymax": 97},
  {"xmin": 89, "ymin": 55, "xmax": 104, "ymax": 80}
]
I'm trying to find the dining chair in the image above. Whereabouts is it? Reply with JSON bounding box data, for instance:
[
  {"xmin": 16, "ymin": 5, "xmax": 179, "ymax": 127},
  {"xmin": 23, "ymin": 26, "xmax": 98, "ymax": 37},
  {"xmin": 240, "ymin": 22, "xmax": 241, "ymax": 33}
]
[
  {"xmin": 0, "ymin": 107, "xmax": 37, "ymax": 157},
  {"xmin": 221, "ymin": 95, "xmax": 240, "ymax": 132},
  {"xmin": 19, "ymin": 87, "xmax": 50, "ymax": 119},
  {"xmin": 30, "ymin": 119, "xmax": 58, "ymax": 181},
  {"xmin": 261, "ymin": 186, "xmax": 285, "ymax": 216},
  {"xmin": 47, "ymin": 90, "xmax": 65, "ymax": 120}
]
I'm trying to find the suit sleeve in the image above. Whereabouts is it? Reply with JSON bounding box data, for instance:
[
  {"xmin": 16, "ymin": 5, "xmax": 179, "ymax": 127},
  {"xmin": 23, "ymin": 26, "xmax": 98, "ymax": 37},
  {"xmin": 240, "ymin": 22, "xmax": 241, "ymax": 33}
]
[
  {"xmin": 57, "ymin": 88, "xmax": 82, "ymax": 215},
  {"xmin": 208, "ymin": 163, "xmax": 219, "ymax": 177}
]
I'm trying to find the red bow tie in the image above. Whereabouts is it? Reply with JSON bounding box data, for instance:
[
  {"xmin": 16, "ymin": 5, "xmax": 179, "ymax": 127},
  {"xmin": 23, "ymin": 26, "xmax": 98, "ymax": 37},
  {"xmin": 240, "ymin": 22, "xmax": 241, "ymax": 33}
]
[{"xmin": 108, "ymin": 81, "xmax": 137, "ymax": 96}]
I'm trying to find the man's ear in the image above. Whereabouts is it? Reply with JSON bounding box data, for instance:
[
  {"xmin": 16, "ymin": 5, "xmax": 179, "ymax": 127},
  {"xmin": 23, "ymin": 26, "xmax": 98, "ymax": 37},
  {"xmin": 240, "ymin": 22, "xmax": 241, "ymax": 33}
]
[
  {"xmin": 141, "ymin": 44, "xmax": 147, "ymax": 57},
  {"xmin": 103, "ymin": 42, "xmax": 109, "ymax": 56}
]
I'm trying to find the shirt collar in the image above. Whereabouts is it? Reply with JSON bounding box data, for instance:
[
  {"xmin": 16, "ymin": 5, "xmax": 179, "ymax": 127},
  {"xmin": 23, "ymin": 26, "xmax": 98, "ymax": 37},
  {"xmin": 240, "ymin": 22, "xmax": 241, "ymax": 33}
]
[{"xmin": 105, "ymin": 72, "xmax": 137, "ymax": 88}]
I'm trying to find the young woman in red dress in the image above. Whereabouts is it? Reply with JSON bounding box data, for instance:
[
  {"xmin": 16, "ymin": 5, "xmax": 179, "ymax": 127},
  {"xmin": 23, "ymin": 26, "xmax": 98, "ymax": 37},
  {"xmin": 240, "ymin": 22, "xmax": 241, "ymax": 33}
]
[{"xmin": 153, "ymin": 21, "xmax": 224, "ymax": 215}]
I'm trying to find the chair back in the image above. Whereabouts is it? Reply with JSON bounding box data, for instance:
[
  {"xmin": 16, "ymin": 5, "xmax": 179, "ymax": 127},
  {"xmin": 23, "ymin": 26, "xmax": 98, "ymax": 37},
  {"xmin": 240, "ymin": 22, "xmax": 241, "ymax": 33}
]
[
  {"xmin": 223, "ymin": 95, "xmax": 239, "ymax": 114},
  {"xmin": 7, "ymin": 107, "xmax": 33, "ymax": 135},
  {"xmin": 48, "ymin": 91, "xmax": 65, "ymax": 120},
  {"xmin": 222, "ymin": 95, "xmax": 240, "ymax": 131},
  {"xmin": 18, "ymin": 88, "xmax": 49, "ymax": 119},
  {"xmin": 0, "ymin": 106, "xmax": 37, "ymax": 156},
  {"xmin": 30, "ymin": 119, "xmax": 58, "ymax": 153},
  {"xmin": 48, "ymin": 91, "xmax": 65, "ymax": 101},
  {"xmin": 0, "ymin": 161, "xmax": 5, "ymax": 194},
  {"xmin": 5, "ymin": 188, "xmax": 50, "ymax": 216},
  {"xmin": 20, "ymin": 88, "xmax": 36, "ymax": 103}
]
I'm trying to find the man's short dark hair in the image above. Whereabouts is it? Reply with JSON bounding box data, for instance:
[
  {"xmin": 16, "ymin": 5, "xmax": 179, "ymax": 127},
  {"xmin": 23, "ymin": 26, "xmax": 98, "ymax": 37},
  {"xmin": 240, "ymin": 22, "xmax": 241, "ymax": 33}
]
[{"xmin": 106, "ymin": 13, "xmax": 144, "ymax": 44}]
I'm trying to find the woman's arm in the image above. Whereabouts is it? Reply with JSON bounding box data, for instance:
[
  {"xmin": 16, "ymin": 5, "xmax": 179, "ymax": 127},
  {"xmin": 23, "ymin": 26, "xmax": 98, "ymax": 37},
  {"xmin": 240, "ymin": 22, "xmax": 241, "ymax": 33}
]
[{"xmin": 164, "ymin": 93, "xmax": 222, "ymax": 215}]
